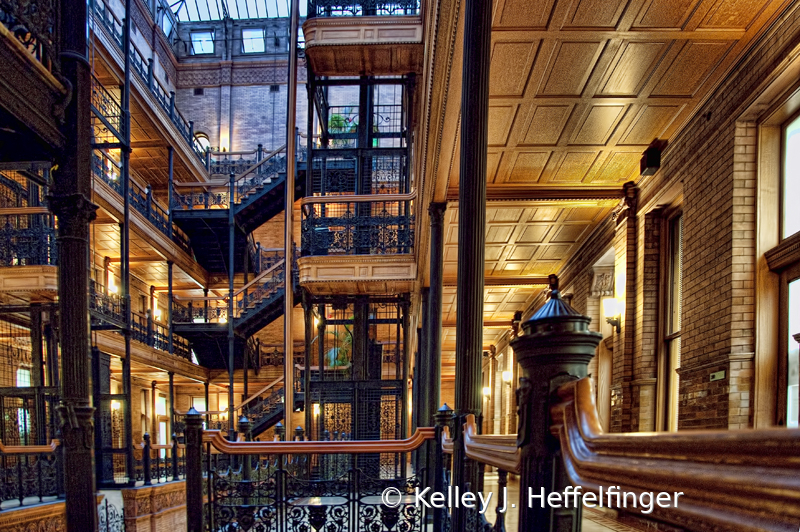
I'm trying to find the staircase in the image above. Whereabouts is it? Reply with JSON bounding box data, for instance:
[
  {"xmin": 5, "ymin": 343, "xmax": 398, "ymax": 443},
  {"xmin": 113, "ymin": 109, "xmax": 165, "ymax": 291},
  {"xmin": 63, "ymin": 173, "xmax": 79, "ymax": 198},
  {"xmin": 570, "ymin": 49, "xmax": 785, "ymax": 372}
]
[
  {"xmin": 246, "ymin": 387, "xmax": 305, "ymax": 438},
  {"xmin": 171, "ymin": 148, "xmax": 305, "ymax": 274},
  {"xmin": 172, "ymin": 257, "xmax": 300, "ymax": 370}
]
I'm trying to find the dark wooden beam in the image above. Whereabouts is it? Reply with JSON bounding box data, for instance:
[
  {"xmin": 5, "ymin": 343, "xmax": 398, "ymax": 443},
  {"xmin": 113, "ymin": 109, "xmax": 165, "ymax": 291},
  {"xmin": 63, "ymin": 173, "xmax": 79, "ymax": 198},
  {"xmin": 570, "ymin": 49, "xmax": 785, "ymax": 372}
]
[{"xmin": 445, "ymin": 185, "xmax": 624, "ymax": 202}]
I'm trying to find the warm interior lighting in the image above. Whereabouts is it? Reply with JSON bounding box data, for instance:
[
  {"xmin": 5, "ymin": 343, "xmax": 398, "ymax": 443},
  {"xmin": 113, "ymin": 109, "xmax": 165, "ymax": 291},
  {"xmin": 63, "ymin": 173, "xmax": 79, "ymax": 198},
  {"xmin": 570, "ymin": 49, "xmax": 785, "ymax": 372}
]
[
  {"xmin": 482, "ymin": 386, "xmax": 491, "ymax": 397},
  {"xmin": 603, "ymin": 297, "xmax": 622, "ymax": 334},
  {"xmin": 111, "ymin": 400, "xmax": 121, "ymax": 411},
  {"xmin": 107, "ymin": 270, "xmax": 118, "ymax": 293},
  {"xmin": 313, "ymin": 315, "xmax": 320, "ymax": 327},
  {"xmin": 312, "ymin": 403, "xmax": 320, "ymax": 416},
  {"xmin": 502, "ymin": 370, "xmax": 513, "ymax": 383}
]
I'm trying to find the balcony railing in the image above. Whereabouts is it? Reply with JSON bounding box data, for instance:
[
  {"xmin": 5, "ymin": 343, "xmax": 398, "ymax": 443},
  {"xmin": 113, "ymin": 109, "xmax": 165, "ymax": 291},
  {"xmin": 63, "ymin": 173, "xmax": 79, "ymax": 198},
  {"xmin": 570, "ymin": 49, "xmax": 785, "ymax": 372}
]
[
  {"xmin": 0, "ymin": 0, "xmax": 60, "ymax": 73},
  {"xmin": 0, "ymin": 439, "xmax": 62, "ymax": 509},
  {"xmin": 92, "ymin": 150, "xmax": 193, "ymax": 254},
  {"xmin": 307, "ymin": 0, "xmax": 420, "ymax": 18},
  {"xmin": 89, "ymin": 0, "xmax": 205, "ymax": 161},
  {"xmin": 91, "ymin": 75, "xmax": 124, "ymax": 142},
  {"xmin": 172, "ymin": 144, "xmax": 292, "ymax": 212},
  {"xmin": 0, "ymin": 211, "xmax": 57, "ymax": 266},
  {"xmin": 300, "ymin": 194, "xmax": 414, "ymax": 256},
  {"xmin": 89, "ymin": 281, "xmax": 194, "ymax": 362},
  {"xmin": 133, "ymin": 433, "xmax": 186, "ymax": 486}
]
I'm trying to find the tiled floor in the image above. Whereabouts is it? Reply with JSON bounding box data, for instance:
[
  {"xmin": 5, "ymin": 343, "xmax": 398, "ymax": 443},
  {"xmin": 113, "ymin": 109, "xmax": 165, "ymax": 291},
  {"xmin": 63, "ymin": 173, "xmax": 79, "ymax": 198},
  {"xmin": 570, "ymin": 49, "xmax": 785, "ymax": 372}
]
[{"xmin": 481, "ymin": 473, "xmax": 643, "ymax": 532}]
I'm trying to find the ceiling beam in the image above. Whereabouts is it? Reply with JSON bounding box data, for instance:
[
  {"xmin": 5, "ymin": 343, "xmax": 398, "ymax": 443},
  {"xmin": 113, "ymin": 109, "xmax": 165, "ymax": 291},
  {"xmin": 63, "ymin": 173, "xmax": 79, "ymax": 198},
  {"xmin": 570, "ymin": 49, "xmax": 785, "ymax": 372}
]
[
  {"xmin": 443, "ymin": 276, "xmax": 549, "ymax": 287},
  {"xmin": 445, "ymin": 186, "xmax": 624, "ymax": 203},
  {"xmin": 131, "ymin": 140, "xmax": 169, "ymax": 149},
  {"xmin": 442, "ymin": 321, "xmax": 512, "ymax": 329}
]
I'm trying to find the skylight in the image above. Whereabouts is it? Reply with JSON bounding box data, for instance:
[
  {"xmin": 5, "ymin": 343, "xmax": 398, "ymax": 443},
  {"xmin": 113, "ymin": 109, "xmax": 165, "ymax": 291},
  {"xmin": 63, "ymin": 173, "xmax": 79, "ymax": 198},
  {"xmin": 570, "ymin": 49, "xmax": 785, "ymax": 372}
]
[{"xmin": 170, "ymin": 0, "xmax": 307, "ymax": 22}]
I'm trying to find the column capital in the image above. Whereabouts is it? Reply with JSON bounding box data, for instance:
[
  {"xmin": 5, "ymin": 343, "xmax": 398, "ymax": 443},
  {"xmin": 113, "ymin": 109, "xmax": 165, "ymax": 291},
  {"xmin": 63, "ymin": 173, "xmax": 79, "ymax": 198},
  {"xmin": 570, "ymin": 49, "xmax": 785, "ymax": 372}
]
[
  {"xmin": 48, "ymin": 193, "xmax": 98, "ymax": 225},
  {"xmin": 57, "ymin": 403, "xmax": 95, "ymax": 450},
  {"xmin": 428, "ymin": 202, "xmax": 447, "ymax": 224},
  {"xmin": 612, "ymin": 181, "xmax": 639, "ymax": 224}
]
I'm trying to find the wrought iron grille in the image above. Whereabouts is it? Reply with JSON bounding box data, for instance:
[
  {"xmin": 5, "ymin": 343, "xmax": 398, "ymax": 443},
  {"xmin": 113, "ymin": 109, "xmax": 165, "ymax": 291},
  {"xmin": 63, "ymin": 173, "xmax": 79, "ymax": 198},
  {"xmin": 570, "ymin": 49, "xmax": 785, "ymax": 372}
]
[
  {"xmin": 0, "ymin": 451, "xmax": 61, "ymax": 507},
  {"xmin": 301, "ymin": 199, "xmax": 414, "ymax": 256},
  {"xmin": 0, "ymin": 0, "xmax": 60, "ymax": 73},
  {"xmin": 98, "ymin": 498, "xmax": 126, "ymax": 532},
  {"xmin": 0, "ymin": 214, "xmax": 57, "ymax": 266},
  {"xmin": 308, "ymin": 0, "xmax": 420, "ymax": 18},
  {"xmin": 91, "ymin": 76, "xmax": 124, "ymax": 142},
  {"xmin": 205, "ymin": 453, "xmax": 424, "ymax": 532}
]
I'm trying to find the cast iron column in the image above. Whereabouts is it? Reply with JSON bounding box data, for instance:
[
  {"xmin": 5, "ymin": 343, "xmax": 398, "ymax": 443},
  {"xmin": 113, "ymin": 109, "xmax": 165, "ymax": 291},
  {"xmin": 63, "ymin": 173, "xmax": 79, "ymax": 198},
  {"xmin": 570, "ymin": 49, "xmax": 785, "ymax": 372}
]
[
  {"xmin": 453, "ymin": 0, "xmax": 491, "ymax": 526},
  {"xmin": 53, "ymin": 0, "xmax": 99, "ymax": 524},
  {"xmin": 510, "ymin": 275, "xmax": 602, "ymax": 532},
  {"xmin": 426, "ymin": 203, "xmax": 446, "ymax": 419},
  {"xmin": 228, "ymin": 172, "xmax": 235, "ymax": 437},
  {"xmin": 185, "ymin": 408, "xmax": 203, "ymax": 532}
]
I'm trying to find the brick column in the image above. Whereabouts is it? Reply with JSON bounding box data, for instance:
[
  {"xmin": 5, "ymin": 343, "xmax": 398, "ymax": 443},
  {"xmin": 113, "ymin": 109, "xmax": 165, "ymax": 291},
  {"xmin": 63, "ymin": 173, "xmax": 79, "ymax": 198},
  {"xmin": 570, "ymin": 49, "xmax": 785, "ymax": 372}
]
[
  {"xmin": 632, "ymin": 211, "xmax": 662, "ymax": 431},
  {"xmin": 610, "ymin": 182, "xmax": 637, "ymax": 433}
]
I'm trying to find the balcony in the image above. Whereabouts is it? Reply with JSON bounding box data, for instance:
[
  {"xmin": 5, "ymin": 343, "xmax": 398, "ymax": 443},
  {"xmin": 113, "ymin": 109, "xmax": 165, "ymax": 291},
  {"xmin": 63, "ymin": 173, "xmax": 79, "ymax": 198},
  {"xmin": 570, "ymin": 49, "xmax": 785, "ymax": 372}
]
[
  {"xmin": 298, "ymin": 194, "xmax": 415, "ymax": 294},
  {"xmin": 0, "ymin": 211, "xmax": 58, "ymax": 297},
  {"xmin": 89, "ymin": 0, "xmax": 206, "ymax": 162},
  {"xmin": 303, "ymin": 0, "xmax": 423, "ymax": 76}
]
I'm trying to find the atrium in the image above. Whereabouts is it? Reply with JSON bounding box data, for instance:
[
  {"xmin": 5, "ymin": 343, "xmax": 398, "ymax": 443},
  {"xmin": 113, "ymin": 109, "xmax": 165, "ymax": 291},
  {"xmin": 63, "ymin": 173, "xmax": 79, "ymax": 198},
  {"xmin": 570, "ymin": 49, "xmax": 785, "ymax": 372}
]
[{"xmin": 0, "ymin": 0, "xmax": 798, "ymax": 530}]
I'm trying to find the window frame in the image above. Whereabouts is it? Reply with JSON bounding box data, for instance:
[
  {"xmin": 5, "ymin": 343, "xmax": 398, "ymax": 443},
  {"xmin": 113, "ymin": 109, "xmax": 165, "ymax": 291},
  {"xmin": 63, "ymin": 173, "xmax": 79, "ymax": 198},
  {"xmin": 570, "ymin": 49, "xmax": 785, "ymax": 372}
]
[
  {"xmin": 657, "ymin": 204, "xmax": 683, "ymax": 432},
  {"xmin": 241, "ymin": 27, "xmax": 266, "ymax": 54},
  {"xmin": 190, "ymin": 30, "xmax": 215, "ymax": 55}
]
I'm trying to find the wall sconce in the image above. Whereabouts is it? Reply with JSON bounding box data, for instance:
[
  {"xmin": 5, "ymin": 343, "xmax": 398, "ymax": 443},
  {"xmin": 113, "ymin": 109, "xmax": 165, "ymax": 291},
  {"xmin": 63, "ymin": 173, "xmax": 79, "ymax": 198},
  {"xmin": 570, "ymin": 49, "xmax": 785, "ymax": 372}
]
[
  {"xmin": 482, "ymin": 386, "xmax": 491, "ymax": 397},
  {"xmin": 603, "ymin": 298, "xmax": 622, "ymax": 334},
  {"xmin": 502, "ymin": 370, "xmax": 513, "ymax": 384}
]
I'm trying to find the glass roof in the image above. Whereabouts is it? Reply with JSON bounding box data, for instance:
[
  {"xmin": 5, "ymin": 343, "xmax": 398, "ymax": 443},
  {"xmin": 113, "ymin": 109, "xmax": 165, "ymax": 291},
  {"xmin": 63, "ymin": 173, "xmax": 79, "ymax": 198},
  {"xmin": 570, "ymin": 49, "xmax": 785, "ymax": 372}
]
[{"xmin": 170, "ymin": 0, "xmax": 306, "ymax": 22}]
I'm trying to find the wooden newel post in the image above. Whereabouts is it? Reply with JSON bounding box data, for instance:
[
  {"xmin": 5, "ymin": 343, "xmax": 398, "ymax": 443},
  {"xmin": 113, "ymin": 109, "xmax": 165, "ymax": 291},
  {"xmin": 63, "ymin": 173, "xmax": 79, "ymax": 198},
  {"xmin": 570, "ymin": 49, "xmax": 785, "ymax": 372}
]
[
  {"xmin": 509, "ymin": 274, "xmax": 602, "ymax": 532},
  {"xmin": 185, "ymin": 407, "xmax": 204, "ymax": 532}
]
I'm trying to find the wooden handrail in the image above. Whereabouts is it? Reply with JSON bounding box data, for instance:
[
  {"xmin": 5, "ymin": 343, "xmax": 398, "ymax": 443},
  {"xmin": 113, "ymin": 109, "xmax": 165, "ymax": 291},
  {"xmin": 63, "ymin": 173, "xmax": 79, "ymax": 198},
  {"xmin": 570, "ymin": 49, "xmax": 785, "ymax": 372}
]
[
  {"xmin": 300, "ymin": 190, "xmax": 417, "ymax": 206},
  {"xmin": 202, "ymin": 427, "xmax": 435, "ymax": 454},
  {"xmin": 174, "ymin": 144, "xmax": 287, "ymax": 189},
  {"xmin": 551, "ymin": 377, "xmax": 800, "ymax": 532},
  {"xmin": 0, "ymin": 439, "xmax": 60, "ymax": 454},
  {"xmin": 234, "ymin": 376, "xmax": 284, "ymax": 411},
  {"xmin": 0, "ymin": 207, "xmax": 50, "ymax": 216},
  {"xmin": 441, "ymin": 426, "xmax": 453, "ymax": 455},
  {"xmin": 461, "ymin": 414, "xmax": 520, "ymax": 474},
  {"xmin": 233, "ymin": 259, "xmax": 284, "ymax": 297}
]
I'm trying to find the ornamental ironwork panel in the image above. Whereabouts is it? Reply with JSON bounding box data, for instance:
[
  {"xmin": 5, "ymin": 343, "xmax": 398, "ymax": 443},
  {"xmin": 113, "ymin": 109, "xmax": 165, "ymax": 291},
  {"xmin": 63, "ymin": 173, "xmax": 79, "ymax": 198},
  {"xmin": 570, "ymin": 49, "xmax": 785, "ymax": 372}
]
[
  {"xmin": 0, "ymin": 451, "xmax": 60, "ymax": 507},
  {"xmin": 308, "ymin": 0, "xmax": 420, "ymax": 18},
  {"xmin": 206, "ymin": 461, "xmax": 424, "ymax": 532},
  {"xmin": 98, "ymin": 498, "xmax": 126, "ymax": 532},
  {"xmin": 301, "ymin": 200, "xmax": 414, "ymax": 256},
  {"xmin": 91, "ymin": 76, "xmax": 124, "ymax": 142},
  {"xmin": 0, "ymin": 214, "xmax": 57, "ymax": 266},
  {"xmin": 0, "ymin": 0, "xmax": 60, "ymax": 72}
]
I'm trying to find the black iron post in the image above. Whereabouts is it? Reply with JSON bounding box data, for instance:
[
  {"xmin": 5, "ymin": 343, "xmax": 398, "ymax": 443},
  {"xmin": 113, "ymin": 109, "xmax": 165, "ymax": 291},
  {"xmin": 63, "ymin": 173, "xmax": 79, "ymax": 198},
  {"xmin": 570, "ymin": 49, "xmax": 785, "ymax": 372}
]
[
  {"xmin": 30, "ymin": 304, "xmax": 46, "ymax": 444},
  {"xmin": 168, "ymin": 261, "xmax": 174, "ymax": 357},
  {"xmin": 167, "ymin": 147, "xmax": 174, "ymax": 234},
  {"xmin": 185, "ymin": 408, "xmax": 204, "ymax": 532},
  {"xmin": 228, "ymin": 172, "xmax": 235, "ymax": 438},
  {"xmin": 53, "ymin": 0, "xmax": 99, "ymax": 523},
  {"xmin": 510, "ymin": 275, "xmax": 602, "ymax": 532},
  {"xmin": 453, "ymin": 0, "xmax": 491, "ymax": 526},
  {"xmin": 143, "ymin": 433, "xmax": 152, "ymax": 484},
  {"xmin": 433, "ymin": 403, "xmax": 453, "ymax": 532},
  {"xmin": 414, "ymin": 288, "xmax": 428, "ymax": 475},
  {"xmin": 275, "ymin": 421, "xmax": 285, "ymax": 442},
  {"xmin": 426, "ymin": 202, "xmax": 446, "ymax": 487}
]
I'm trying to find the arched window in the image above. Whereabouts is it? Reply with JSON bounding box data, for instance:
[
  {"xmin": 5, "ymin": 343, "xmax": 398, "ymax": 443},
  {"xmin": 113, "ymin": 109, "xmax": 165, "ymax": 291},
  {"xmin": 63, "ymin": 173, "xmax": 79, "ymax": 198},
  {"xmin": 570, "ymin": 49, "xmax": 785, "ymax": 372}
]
[{"xmin": 194, "ymin": 132, "xmax": 210, "ymax": 152}]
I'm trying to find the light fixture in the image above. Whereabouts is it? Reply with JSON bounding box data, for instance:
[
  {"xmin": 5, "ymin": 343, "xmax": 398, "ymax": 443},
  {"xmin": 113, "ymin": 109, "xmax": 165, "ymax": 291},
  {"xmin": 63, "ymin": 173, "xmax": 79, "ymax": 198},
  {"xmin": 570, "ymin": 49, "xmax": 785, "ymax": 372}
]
[
  {"xmin": 482, "ymin": 386, "xmax": 491, "ymax": 397},
  {"xmin": 111, "ymin": 400, "xmax": 121, "ymax": 411},
  {"xmin": 502, "ymin": 370, "xmax": 513, "ymax": 383},
  {"xmin": 603, "ymin": 298, "xmax": 622, "ymax": 334},
  {"xmin": 312, "ymin": 403, "xmax": 320, "ymax": 416}
]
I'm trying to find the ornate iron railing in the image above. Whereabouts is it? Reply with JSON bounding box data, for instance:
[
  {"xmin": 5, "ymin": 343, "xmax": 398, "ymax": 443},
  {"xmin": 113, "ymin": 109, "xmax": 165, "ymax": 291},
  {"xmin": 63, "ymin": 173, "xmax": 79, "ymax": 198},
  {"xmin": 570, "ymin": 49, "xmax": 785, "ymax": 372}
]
[
  {"xmin": 301, "ymin": 197, "xmax": 414, "ymax": 256},
  {"xmin": 0, "ymin": 212, "xmax": 57, "ymax": 266},
  {"xmin": 89, "ymin": 282, "xmax": 192, "ymax": 361},
  {"xmin": 172, "ymin": 146, "xmax": 291, "ymax": 212},
  {"xmin": 92, "ymin": 151, "xmax": 193, "ymax": 254},
  {"xmin": 89, "ymin": 0, "xmax": 205, "ymax": 161},
  {"xmin": 89, "ymin": 279, "xmax": 126, "ymax": 327},
  {"xmin": 91, "ymin": 75, "xmax": 124, "ymax": 142},
  {"xmin": 98, "ymin": 497, "xmax": 125, "ymax": 532},
  {"xmin": 307, "ymin": 0, "xmax": 419, "ymax": 18},
  {"xmin": 0, "ymin": 440, "xmax": 62, "ymax": 509},
  {"xmin": 0, "ymin": 0, "xmax": 60, "ymax": 73},
  {"xmin": 133, "ymin": 433, "xmax": 186, "ymax": 486}
]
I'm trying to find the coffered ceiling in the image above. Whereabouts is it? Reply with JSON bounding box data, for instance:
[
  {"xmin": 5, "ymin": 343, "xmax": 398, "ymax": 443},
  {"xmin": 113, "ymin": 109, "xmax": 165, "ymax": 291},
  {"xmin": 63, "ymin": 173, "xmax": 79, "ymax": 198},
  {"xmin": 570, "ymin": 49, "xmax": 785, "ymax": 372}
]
[{"xmin": 431, "ymin": 0, "xmax": 792, "ymax": 369}]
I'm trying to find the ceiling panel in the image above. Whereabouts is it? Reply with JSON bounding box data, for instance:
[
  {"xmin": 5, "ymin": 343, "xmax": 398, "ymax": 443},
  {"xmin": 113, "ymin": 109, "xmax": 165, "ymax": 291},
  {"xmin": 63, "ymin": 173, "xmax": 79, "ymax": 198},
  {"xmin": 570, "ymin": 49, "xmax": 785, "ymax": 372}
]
[
  {"xmin": 539, "ymin": 41, "xmax": 604, "ymax": 96},
  {"xmin": 650, "ymin": 41, "xmax": 733, "ymax": 97},
  {"xmin": 489, "ymin": 41, "xmax": 539, "ymax": 97}
]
